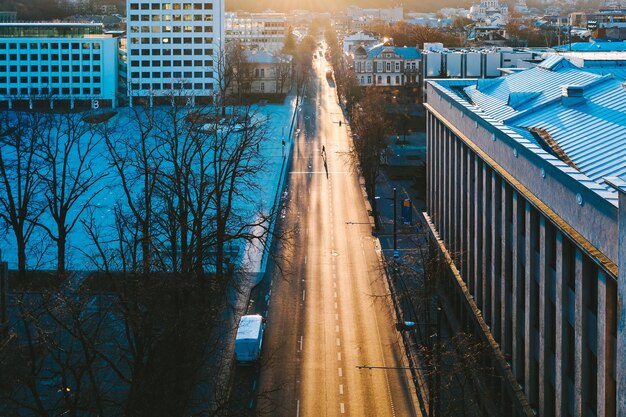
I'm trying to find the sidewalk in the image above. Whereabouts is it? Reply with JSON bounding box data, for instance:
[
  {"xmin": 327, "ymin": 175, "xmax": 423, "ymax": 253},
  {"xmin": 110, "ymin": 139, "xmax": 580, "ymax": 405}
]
[{"xmin": 374, "ymin": 166, "xmax": 433, "ymax": 417}]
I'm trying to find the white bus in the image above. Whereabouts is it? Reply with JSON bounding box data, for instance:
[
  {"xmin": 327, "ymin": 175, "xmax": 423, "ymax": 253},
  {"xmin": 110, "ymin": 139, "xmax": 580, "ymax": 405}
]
[{"xmin": 234, "ymin": 314, "xmax": 265, "ymax": 365}]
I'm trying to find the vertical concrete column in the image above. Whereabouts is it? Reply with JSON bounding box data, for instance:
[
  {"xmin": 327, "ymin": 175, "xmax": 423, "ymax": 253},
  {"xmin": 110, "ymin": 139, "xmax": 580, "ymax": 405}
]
[
  {"xmin": 605, "ymin": 177, "xmax": 626, "ymax": 416},
  {"xmin": 427, "ymin": 113, "xmax": 434, "ymax": 216},
  {"xmin": 511, "ymin": 190, "xmax": 523, "ymax": 381},
  {"xmin": 597, "ymin": 270, "xmax": 616, "ymax": 417},
  {"xmin": 538, "ymin": 215, "xmax": 550, "ymax": 416},
  {"xmin": 501, "ymin": 181, "xmax": 512, "ymax": 356},
  {"xmin": 482, "ymin": 162, "xmax": 492, "ymax": 323},
  {"xmin": 574, "ymin": 247, "xmax": 586, "ymax": 417},
  {"xmin": 445, "ymin": 129, "xmax": 452, "ymax": 245},
  {"xmin": 437, "ymin": 121, "xmax": 444, "ymax": 232},
  {"xmin": 491, "ymin": 171, "xmax": 502, "ymax": 342},
  {"xmin": 474, "ymin": 155, "xmax": 483, "ymax": 305},
  {"xmin": 467, "ymin": 150, "xmax": 475, "ymax": 292},
  {"xmin": 453, "ymin": 137, "xmax": 461, "ymax": 253},
  {"xmin": 459, "ymin": 143, "xmax": 467, "ymax": 276},
  {"xmin": 524, "ymin": 201, "xmax": 538, "ymax": 406},
  {"xmin": 555, "ymin": 230, "xmax": 566, "ymax": 417}
]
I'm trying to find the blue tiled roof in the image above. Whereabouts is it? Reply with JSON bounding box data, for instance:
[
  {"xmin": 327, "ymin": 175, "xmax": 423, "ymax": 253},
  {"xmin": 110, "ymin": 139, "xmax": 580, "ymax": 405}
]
[
  {"xmin": 464, "ymin": 57, "xmax": 603, "ymax": 122},
  {"xmin": 459, "ymin": 56, "xmax": 626, "ymax": 185},
  {"xmin": 555, "ymin": 40, "xmax": 626, "ymax": 52},
  {"xmin": 366, "ymin": 45, "xmax": 422, "ymax": 60}
]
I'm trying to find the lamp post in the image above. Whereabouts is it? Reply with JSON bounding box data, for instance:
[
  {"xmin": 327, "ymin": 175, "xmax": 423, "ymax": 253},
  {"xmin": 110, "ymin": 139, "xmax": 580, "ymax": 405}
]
[{"xmin": 393, "ymin": 187, "xmax": 399, "ymax": 259}]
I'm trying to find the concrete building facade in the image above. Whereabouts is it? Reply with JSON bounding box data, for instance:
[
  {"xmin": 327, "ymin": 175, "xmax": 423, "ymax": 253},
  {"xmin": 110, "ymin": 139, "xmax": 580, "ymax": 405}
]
[
  {"xmin": 0, "ymin": 23, "xmax": 119, "ymax": 109},
  {"xmin": 425, "ymin": 56, "xmax": 626, "ymax": 416},
  {"xmin": 225, "ymin": 11, "xmax": 286, "ymax": 52},
  {"xmin": 229, "ymin": 49, "xmax": 292, "ymax": 95},
  {"xmin": 353, "ymin": 44, "xmax": 421, "ymax": 87},
  {"xmin": 126, "ymin": 0, "xmax": 224, "ymax": 105}
]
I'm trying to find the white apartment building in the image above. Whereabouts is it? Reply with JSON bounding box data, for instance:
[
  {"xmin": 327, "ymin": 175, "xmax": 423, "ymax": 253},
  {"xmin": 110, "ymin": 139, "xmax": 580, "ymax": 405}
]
[
  {"xmin": 126, "ymin": 0, "xmax": 225, "ymax": 105},
  {"xmin": 0, "ymin": 23, "xmax": 119, "ymax": 109},
  {"xmin": 225, "ymin": 11, "xmax": 286, "ymax": 52}
]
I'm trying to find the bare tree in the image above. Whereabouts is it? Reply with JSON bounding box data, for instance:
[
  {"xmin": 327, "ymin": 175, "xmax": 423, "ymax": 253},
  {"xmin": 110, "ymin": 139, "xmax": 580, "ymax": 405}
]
[
  {"xmin": 0, "ymin": 112, "xmax": 47, "ymax": 278},
  {"xmin": 101, "ymin": 106, "xmax": 161, "ymax": 273},
  {"xmin": 274, "ymin": 54, "xmax": 293, "ymax": 95},
  {"xmin": 350, "ymin": 88, "xmax": 389, "ymax": 218},
  {"xmin": 204, "ymin": 106, "xmax": 271, "ymax": 281},
  {"xmin": 215, "ymin": 42, "xmax": 247, "ymax": 116},
  {"xmin": 35, "ymin": 113, "xmax": 108, "ymax": 277}
]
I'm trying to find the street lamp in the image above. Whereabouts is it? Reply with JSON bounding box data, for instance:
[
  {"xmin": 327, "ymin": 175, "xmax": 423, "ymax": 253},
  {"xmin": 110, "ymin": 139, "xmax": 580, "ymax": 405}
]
[
  {"xmin": 393, "ymin": 187, "xmax": 399, "ymax": 259},
  {"xmin": 374, "ymin": 188, "xmax": 399, "ymax": 259}
]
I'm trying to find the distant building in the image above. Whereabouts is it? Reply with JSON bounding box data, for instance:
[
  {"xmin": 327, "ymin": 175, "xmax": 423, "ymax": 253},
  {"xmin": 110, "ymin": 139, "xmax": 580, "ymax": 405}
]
[
  {"xmin": 342, "ymin": 32, "xmax": 380, "ymax": 58},
  {"xmin": 465, "ymin": 26, "xmax": 518, "ymax": 47},
  {"xmin": 345, "ymin": 6, "xmax": 403, "ymax": 24},
  {"xmin": 126, "ymin": 0, "xmax": 224, "ymax": 106},
  {"xmin": 422, "ymin": 43, "xmax": 540, "ymax": 82},
  {"xmin": 0, "ymin": 23, "xmax": 119, "ymax": 109},
  {"xmin": 230, "ymin": 49, "xmax": 292, "ymax": 95},
  {"xmin": 352, "ymin": 44, "xmax": 421, "ymax": 87},
  {"xmin": 469, "ymin": 0, "xmax": 509, "ymax": 25},
  {"xmin": 225, "ymin": 11, "xmax": 286, "ymax": 52},
  {"xmin": 425, "ymin": 55, "xmax": 626, "ymax": 417}
]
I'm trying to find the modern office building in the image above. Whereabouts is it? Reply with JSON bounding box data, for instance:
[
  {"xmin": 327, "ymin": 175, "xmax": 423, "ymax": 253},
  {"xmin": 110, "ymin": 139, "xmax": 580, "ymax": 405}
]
[
  {"xmin": 225, "ymin": 11, "xmax": 286, "ymax": 52},
  {"xmin": 425, "ymin": 56, "xmax": 626, "ymax": 416},
  {"xmin": 0, "ymin": 23, "xmax": 119, "ymax": 109},
  {"xmin": 126, "ymin": 0, "xmax": 224, "ymax": 106}
]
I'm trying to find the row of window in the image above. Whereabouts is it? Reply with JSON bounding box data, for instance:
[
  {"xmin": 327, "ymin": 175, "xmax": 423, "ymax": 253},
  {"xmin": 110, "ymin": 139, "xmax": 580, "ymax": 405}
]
[
  {"xmin": 0, "ymin": 53, "xmax": 101, "ymax": 61},
  {"xmin": 226, "ymin": 31, "xmax": 285, "ymax": 36},
  {"xmin": 0, "ymin": 75, "xmax": 101, "ymax": 84},
  {"xmin": 0, "ymin": 42, "xmax": 102, "ymax": 50},
  {"xmin": 129, "ymin": 14, "xmax": 213, "ymax": 23},
  {"xmin": 355, "ymin": 60, "xmax": 419, "ymax": 73},
  {"xmin": 130, "ymin": 70, "xmax": 213, "ymax": 79},
  {"xmin": 359, "ymin": 75, "xmax": 403, "ymax": 85},
  {"xmin": 0, "ymin": 86, "xmax": 101, "ymax": 95},
  {"xmin": 130, "ymin": 82, "xmax": 213, "ymax": 90},
  {"xmin": 130, "ymin": 48, "xmax": 213, "ymax": 56},
  {"xmin": 129, "ymin": 59, "xmax": 211, "ymax": 68},
  {"xmin": 129, "ymin": 36, "xmax": 213, "ymax": 45},
  {"xmin": 129, "ymin": 2, "xmax": 213, "ymax": 10},
  {"xmin": 130, "ymin": 24, "xmax": 213, "ymax": 33},
  {"xmin": 0, "ymin": 65, "xmax": 101, "ymax": 73}
]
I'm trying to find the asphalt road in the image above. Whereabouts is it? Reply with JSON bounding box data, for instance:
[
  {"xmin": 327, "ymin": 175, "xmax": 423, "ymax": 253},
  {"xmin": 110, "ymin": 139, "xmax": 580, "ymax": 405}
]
[{"xmin": 255, "ymin": 46, "xmax": 420, "ymax": 417}]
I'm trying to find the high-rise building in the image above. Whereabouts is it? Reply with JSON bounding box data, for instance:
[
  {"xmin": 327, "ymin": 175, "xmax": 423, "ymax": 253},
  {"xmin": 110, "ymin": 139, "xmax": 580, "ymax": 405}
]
[
  {"xmin": 425, "ymin": 55, "xmax": 626, "ymax": 416},
  {"xmin": 0, "ymin": 23, "xmax": 119, "ymax": 109},
  {"xmin": 126, "ymin": 0, "xmax": 224, "ymax": 106},
  {"xmin": 225, "ymin": 11, "xmax": 286, "ymax": 52}
]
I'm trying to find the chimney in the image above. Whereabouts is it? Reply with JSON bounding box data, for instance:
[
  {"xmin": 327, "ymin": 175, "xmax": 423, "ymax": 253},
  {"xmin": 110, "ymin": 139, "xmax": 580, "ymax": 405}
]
[{"xmin": 562, "ymin": 85, "xmax": 585, "ymax": 107}]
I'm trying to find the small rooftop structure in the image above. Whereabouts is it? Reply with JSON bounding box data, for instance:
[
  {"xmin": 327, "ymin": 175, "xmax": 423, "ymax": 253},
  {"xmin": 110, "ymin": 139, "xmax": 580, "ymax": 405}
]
[{"xmin": 0, "ymin": 22, "xmax": 104, "ymax": 38}]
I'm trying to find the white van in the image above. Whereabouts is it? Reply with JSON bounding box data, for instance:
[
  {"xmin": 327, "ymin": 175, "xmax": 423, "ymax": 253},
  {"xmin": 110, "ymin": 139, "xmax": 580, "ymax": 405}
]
[{"xmin": 234, "ymin": 314, "xmax": 265, "ymax": 365}]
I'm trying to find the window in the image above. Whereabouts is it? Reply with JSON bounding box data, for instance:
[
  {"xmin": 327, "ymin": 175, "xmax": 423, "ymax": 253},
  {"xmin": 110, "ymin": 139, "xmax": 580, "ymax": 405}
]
[
  {"xmin": 395, "ymin": 62, "xmax": 400, "ymax": 71},
  {"xmin": 386, "ymin": 62, "xmax": 391, "ymax": 71},
  {"xmin": 260, "ymin": 82, "xmax": 264, "ymax": 92}
]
